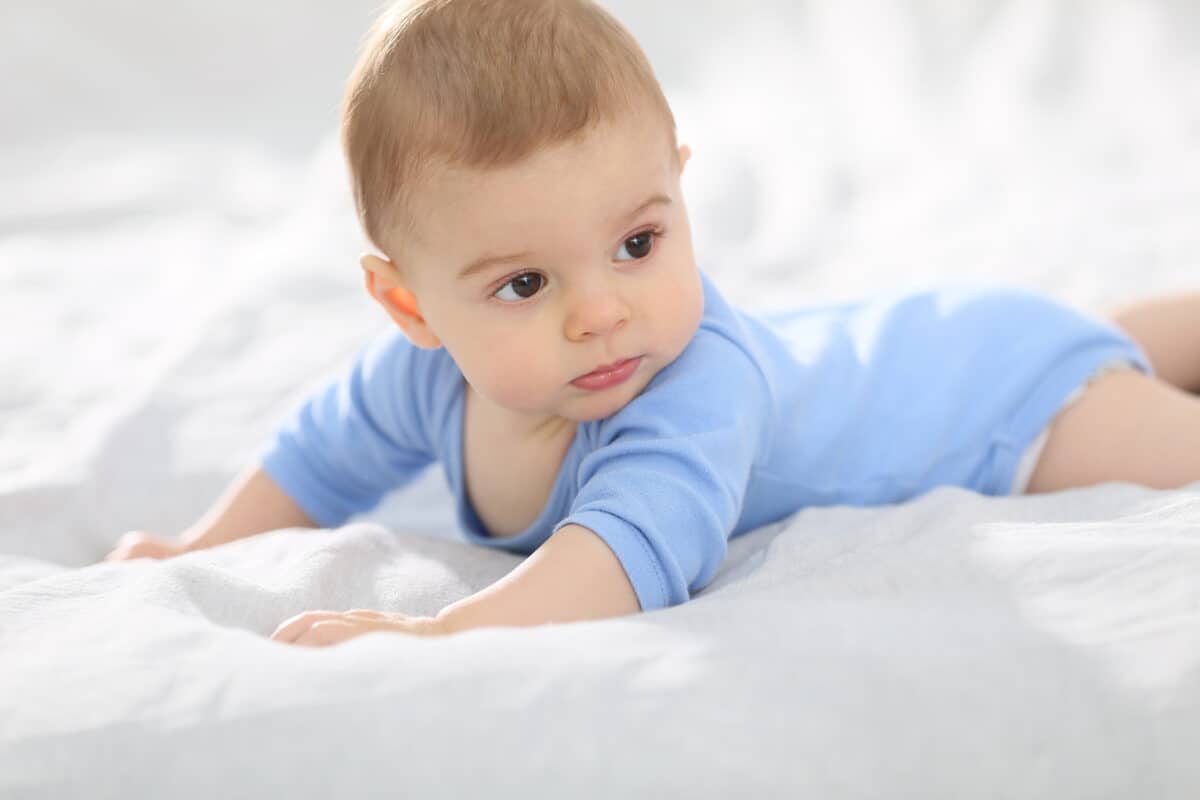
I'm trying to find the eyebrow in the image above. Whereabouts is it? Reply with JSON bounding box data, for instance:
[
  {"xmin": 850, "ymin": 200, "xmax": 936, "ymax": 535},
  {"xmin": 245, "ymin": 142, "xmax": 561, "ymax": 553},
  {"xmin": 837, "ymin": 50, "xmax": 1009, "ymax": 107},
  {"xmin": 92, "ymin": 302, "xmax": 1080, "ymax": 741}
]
[{"xmin": 455, "ymin": 193, "xmax": 673, "ymax": 281}]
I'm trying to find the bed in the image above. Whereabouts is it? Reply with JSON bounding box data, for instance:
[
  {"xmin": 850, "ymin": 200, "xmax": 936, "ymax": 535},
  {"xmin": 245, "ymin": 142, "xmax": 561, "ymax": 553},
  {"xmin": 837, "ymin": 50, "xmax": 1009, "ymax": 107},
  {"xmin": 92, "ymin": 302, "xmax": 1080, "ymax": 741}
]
[{"xmin": 3, "ymin": 1, "xmax": 1200, "ymax": 796}]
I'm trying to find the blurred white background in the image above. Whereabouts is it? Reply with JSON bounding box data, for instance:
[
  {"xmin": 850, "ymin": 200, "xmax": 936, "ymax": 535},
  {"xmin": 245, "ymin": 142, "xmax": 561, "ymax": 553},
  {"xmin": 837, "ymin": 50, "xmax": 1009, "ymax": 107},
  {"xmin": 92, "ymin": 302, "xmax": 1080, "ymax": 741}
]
[{"xmin": 1, "ymin": 1, "xmax": 1198, "ymax": 558}]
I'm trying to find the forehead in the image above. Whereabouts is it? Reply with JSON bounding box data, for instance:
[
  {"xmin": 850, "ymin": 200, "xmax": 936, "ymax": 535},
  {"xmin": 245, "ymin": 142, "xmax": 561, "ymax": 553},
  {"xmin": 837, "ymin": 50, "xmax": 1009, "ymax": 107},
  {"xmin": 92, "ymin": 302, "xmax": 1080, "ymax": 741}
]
[{"xmin": 409, "ymin": 115, "xmax": 677, "ymax": 255}]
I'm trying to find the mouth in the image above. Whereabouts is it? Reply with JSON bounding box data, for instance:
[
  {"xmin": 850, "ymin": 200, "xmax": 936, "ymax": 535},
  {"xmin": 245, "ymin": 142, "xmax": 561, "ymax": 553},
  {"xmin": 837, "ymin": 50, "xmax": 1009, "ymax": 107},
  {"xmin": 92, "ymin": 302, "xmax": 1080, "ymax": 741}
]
[{"xmin": 570, "ymin": 356, "xmax": 644, "ymax": 391}]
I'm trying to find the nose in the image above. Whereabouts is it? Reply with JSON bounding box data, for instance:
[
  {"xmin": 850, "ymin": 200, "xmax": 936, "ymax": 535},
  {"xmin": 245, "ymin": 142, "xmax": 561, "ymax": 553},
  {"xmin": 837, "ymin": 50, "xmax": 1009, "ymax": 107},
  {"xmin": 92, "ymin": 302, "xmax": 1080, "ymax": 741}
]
[{"xmin": 563, "ymin": 282, "xmax": 631, "ymax": 342}]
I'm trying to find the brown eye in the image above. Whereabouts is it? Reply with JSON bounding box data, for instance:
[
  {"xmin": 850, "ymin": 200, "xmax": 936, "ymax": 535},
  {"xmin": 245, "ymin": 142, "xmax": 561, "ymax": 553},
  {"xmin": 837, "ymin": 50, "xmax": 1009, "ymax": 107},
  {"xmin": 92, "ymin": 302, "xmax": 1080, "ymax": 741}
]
[
  {"xmin": 617, "ymin": 231, "xmax": 654, "ymax": 261},
  {"xmin": 494, "ymin": 272, "xmax": 544, "ymax": 302}
]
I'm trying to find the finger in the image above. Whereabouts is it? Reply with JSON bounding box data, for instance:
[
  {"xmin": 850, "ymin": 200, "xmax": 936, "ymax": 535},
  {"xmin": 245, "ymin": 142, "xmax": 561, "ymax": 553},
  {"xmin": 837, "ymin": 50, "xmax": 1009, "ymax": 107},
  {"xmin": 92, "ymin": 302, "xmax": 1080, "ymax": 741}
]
[
  {"xmin": 294, "ymin": 620, "xmax": 361, "ymax": 648},
  {"xmin": 117, "ymin": 531, "xmax": 153, "ymax": 547},
  {"xmin": 122, "ymin": 545, "xmax": 161, "ymax": 561},
  {"xmin": 105, "ymin": 546, "xmax": 148, "ymax": 562},
  {"xmin": 105, "ymin": 534, "xmax": 155, "ymax": 562},
  {"xmin": 270, "ymin": 612, "xmax": 321, "ymax": 643},
  {"xmin": 271, "ymin": 610, "xmax": 342, "ymax": 643},
  {"xmin": 137, "ymin": 543, "xmax": 176, "ymax": 559},
  {"xmin": 351, "ymin": 612, "xmax": 436, "ymax": 636},
  {"xmin": 345, "ymin": 609, "xmax": 387, "ymax": 619}
]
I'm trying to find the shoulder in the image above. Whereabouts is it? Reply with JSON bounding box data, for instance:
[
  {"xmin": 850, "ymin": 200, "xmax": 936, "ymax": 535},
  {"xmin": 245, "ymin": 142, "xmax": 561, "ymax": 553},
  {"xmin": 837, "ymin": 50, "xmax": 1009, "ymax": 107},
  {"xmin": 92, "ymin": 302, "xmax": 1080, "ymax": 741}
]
[
  {"xmin": 354, "ymin": 327, "xmax": 461, "ymax": 431},
  {"xmin": 596, "ymin": 275, "xmax": 774, "ymax": 443},
  {"xmin": 359, "ymin": 328, "xmax": 457, "ymax": 383},
  {"xmin": 654, "ymin": 276, "xmax": 771, "ymax": 400}
]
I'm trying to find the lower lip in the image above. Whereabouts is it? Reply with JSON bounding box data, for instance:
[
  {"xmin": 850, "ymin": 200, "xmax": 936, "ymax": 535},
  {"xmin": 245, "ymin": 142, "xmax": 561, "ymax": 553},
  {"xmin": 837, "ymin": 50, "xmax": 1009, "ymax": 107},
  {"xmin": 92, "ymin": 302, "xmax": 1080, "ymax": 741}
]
[{"xmin": 571, "ymin": 356, "xmax": 643, "ymax": 391}]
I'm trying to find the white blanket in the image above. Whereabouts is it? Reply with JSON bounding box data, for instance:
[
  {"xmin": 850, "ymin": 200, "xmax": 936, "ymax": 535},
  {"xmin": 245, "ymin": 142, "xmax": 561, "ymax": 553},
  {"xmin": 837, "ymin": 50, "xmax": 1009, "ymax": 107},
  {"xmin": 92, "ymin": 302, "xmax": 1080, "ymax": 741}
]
[
  {"xmin": 3, "ymin": 1, "xmax": 1200, "ymax": 796},
  {"xmin": 5, "ymin": 483, "xmax": 1200, "ymax": 797}
]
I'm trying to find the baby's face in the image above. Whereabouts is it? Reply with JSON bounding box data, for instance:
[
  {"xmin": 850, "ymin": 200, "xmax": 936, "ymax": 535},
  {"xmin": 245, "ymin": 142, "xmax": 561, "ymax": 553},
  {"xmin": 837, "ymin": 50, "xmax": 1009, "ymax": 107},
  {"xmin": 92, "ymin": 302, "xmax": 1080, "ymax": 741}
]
[{"xmin": 397, "ymin": 113, "xmax": 703, "ymax": 424}]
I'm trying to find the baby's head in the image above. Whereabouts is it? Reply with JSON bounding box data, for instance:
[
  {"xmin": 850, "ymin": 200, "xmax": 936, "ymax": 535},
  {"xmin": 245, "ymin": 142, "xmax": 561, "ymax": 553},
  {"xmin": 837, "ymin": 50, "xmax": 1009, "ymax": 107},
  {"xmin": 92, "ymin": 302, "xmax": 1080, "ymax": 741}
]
[{"xmin": 345, "ymin": 0, "xmax": 702, "ymax": 425}]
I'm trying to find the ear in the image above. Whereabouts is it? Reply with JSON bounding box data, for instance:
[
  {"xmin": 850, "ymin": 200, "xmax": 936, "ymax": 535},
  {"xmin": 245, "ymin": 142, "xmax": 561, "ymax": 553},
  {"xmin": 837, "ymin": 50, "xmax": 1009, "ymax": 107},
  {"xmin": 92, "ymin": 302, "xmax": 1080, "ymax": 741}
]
[
  {"xmin": 360, "ymin": 253, "xmax": 442, "ymax": 349},
  {"xmin": 678, "ymin": 144, "xmax": 692, "ymax": 173}
]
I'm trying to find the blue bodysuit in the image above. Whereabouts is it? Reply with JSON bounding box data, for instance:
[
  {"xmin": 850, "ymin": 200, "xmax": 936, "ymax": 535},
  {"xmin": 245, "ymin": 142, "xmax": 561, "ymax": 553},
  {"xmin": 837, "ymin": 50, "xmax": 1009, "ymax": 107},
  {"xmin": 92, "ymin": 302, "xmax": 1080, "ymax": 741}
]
[{"xmin": 260, "ymin": 272, "xmax": 1150, "ymax": 612}]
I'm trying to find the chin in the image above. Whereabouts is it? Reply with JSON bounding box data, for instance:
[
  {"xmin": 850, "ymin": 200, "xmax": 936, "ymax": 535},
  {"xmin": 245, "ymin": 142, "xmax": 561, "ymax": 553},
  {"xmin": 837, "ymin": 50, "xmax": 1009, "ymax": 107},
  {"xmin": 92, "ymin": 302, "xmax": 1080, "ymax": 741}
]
[
  {"xmin": 564, "ymin": 396, "xmax": 624, "ymax": 422},
  {"xmin": 567, "ymin": 373, "xmax": 654, "ymax": 422}
]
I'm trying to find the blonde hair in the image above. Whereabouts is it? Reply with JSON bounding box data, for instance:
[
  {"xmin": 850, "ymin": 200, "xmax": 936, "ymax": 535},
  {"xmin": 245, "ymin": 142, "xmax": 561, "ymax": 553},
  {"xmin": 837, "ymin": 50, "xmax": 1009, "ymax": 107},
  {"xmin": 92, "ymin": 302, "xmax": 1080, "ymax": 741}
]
[{"xmin": 342, "ymin": 0, "xmax": 677, "ymax": 258}]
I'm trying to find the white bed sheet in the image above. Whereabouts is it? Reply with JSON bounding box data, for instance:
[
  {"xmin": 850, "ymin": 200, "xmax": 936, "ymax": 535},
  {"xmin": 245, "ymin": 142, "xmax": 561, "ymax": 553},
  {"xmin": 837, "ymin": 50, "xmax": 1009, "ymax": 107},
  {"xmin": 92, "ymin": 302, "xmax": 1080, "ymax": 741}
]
[{"xmin": 3, "ymin": 1, "xmax": 1200, "ymax": 796}]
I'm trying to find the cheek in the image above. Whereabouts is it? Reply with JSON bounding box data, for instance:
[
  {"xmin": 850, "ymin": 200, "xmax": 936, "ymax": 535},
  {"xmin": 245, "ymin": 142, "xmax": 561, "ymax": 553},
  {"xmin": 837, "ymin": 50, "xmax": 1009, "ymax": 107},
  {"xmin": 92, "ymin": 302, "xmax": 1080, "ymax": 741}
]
[
  {"xmin": 665, "ymin": 268, "xmax": 704, "ymax": 352},
  {"xmin": 453, "ymin": 329, "xmax": 562, "ymax": 408}
]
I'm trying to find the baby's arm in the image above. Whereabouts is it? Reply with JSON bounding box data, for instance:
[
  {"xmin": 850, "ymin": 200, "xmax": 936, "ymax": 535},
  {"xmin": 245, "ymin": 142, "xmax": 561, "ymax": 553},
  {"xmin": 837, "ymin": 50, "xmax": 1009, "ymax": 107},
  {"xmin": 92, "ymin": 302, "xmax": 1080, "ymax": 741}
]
[
  {"xmin": 107, "ymin": 329, "xmax": 440, "ymax": 562},
  {"xmin": 436, "ymin": 523, "xmax": 640, "ymax": 630},
  {"xmin": 104, "ymin": 463, "xmax": 315, "ymax": 561},
  {"xmin": 270, "ymin": 523, "xmax": 638, "ymax": 645}
]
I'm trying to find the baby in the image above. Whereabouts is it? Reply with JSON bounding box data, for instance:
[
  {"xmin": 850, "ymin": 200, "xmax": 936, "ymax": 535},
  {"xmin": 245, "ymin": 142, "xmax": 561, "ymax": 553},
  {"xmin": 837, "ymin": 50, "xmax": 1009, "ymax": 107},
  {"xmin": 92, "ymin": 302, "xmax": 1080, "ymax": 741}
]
[{"xmin": 104, "ymin": 0, "xmax": 1200, "ymax": 647}]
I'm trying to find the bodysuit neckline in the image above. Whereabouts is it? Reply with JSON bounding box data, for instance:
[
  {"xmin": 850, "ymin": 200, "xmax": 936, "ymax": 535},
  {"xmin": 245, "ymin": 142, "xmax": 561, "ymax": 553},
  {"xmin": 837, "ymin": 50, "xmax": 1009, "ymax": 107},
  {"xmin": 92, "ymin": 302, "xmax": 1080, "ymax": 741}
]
[{"xmin": 447, "ymin": 375, "xmax": 585, "ymax": 546}]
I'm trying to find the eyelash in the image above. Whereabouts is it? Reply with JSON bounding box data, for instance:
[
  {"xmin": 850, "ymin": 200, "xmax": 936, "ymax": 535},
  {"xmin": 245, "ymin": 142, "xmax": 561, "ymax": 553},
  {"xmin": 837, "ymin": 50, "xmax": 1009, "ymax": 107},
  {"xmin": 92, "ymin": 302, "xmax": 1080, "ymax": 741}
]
[{"xmin": 489, "ymin": 226, "xmax": 665, "ymax": 304}]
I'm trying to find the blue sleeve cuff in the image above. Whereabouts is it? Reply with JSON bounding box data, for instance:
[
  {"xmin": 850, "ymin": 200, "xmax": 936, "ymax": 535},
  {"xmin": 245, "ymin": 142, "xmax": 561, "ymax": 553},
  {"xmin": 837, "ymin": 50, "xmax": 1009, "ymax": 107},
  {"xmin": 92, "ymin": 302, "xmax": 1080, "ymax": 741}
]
[
  {"xmin": 259, "ymin": 443, "xmax": 348, "ymax": 529},
  {"xmin": 554, "ymin": 510, "xmax": 677, "ymax": 613}
]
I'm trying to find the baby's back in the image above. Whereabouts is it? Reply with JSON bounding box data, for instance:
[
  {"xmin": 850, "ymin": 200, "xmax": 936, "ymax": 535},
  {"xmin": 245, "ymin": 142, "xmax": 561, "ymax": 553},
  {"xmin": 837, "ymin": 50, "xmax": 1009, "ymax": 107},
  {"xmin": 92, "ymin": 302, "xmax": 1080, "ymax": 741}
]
[{"xmin": 734, "ymin": 283, "xmax": 1148, "ymax": 530}]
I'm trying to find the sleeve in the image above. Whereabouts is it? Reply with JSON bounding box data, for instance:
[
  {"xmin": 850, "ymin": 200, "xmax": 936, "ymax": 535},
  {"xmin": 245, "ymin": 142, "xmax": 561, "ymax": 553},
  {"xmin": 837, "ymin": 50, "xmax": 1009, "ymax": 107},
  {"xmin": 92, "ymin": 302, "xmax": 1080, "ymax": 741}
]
[
  {"xmin": 554, "ymin": 331, "xmax": 773, "ymax": 612},
  {"xmin": 258, "ymin": 329, "xmax": 438, "ymax": 527}
]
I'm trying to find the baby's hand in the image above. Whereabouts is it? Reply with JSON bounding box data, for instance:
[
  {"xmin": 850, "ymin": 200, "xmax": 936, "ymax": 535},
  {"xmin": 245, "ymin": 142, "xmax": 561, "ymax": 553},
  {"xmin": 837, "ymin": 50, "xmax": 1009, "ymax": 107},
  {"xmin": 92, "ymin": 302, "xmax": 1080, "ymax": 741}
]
[
  {"xmin": 271, "ymin": 609, "xmax": 445, "ymax": 647},
  {"xmin": 103, "ymin": 531, "xmax": 190, "ymax": 562}
]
